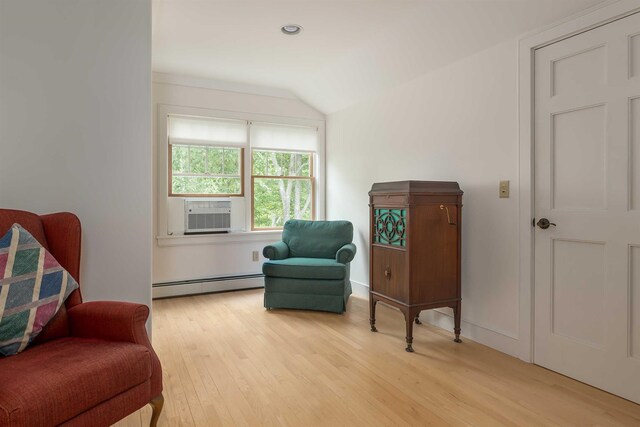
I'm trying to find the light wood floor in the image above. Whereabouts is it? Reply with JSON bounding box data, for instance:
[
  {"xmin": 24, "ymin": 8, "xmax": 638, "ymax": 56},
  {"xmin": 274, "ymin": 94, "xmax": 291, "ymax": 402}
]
[{"xmin": 115, "ymin": 289, "xmax": 640, "ymax": 427}]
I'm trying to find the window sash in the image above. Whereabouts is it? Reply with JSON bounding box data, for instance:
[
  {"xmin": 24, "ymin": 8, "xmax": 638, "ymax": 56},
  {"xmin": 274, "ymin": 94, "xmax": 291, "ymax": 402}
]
[
  {"xmin": 251, "ymin": 149, "xmax": 315, "ymax": 230},
  {"xmin": 171, "ymin": 144, "xmax": 241, "ymax": 177},
  {"xmin": 169, "ymin": 144, "xmax": 244, "ymax": 197}
]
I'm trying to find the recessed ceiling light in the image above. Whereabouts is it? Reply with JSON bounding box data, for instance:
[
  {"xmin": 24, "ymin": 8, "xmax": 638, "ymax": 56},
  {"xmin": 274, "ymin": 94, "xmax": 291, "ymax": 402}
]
[{"xmin": 281, "ymin": 25, "xmax": 302, "ymax": 35}]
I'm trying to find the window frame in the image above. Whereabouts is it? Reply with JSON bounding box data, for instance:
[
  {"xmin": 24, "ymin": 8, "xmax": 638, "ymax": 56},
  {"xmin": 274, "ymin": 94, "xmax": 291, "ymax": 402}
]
[
  {"xmin": 168, "ymin": 141, "xmax": 245, "ymax": 198},
  {"xmin": 250, "ymin": 148, "xmax": 316, "ymax": 231}
]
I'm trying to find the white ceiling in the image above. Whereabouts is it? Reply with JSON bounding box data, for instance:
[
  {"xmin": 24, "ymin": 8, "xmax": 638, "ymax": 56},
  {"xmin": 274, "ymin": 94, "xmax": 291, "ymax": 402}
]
[{"xmin": 153, "ymin": 0, "xmax": 605, "ymax": 114}]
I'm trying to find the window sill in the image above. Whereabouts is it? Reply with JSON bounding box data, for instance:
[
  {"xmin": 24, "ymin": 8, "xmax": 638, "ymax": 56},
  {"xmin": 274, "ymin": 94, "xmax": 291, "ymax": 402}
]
[{"xmin": 156, "ymin": 230, "xmax": 282, "ymax": 247}]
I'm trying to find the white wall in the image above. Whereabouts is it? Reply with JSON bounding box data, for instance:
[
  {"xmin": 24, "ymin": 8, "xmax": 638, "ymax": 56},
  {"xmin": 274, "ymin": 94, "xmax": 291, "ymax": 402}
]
[
  {"xmin": 0, "ymin": 0, "xmax": 152, "ymax": 308},
  {"xmin": 153, "ymin": 76, "xmax": 324, "ymax": 284},
  {"xmin": 326, "ymin": 39, "xmax": 521, "ymax": 356}
]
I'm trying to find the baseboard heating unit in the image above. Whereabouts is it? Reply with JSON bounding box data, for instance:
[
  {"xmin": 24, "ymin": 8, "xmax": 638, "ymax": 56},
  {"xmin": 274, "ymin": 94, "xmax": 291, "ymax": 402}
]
[{"xmin": 152, "ymin": 274, "xmax": 264, "ymax": 299}]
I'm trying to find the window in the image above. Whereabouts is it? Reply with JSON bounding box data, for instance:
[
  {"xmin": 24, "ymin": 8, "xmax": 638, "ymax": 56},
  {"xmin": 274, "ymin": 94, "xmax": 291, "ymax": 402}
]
[
  {"xmin": 252, "ymin": 149, "xmax": 314, "ymax": 229},
  {"xmin": 168, "ymin": 115, "xmax": 246, "ymax": 197},
  {"xmin": 250, "ymin": 123, "xmax": 318, "ymax": 230},
  {"xmin": 159, "ymin": 108, "xmax": 323, "ymax": 236}
]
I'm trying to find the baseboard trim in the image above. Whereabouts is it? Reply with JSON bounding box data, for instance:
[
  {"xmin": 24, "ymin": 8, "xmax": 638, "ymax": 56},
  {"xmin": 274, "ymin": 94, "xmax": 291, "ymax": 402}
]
[
  {"xmin": 418, "ymin": 310, "xmax": 519, "ymax": 357},
  {"xmin": 153, "ymin": 275, "xmax": 264, "ymax": 299},
  {"xmin": 350, "ymin": 280, "xmax": 370, "ymax": 299},
  {"xmin": 350, "ymin": 281, "xmax": 520, "ymax": 358}
]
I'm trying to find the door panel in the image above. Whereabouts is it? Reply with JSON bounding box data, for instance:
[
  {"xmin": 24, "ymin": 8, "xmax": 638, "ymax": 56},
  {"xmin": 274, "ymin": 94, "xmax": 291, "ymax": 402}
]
[
  {"xmin": 534, "ymin": 11, "xmax": 640, "ymax": 403},
  {"xmin": 551, "ymin": 239, "xmax": 606, "ymax": 348},
  {"xmin": 551, "ymin": 45, "xmax": 606, "ymax": 97},
  {"xmin": 552, "ymin": 105, "xmax": 607, "ymax": 210},
  {"xmin": 631, "ymin": 33, "xmax": 640, "ymax": 78},
  {"xmin": 631, "ymin": 97, "xmax": 640, "ymax": 210},
  {"xmin": 371, "ymin": 246, "xmax": 407, "ymax": 303},
  {"xmin": 630, "ymin": 246, "xmax": 640, "ymax": 360}
]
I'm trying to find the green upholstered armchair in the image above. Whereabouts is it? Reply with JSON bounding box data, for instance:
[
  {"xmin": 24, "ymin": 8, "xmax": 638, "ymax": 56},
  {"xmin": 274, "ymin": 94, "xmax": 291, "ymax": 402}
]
[{"xmin": 262, "ymin": 220, "xmax": 356, "ymax": 313}]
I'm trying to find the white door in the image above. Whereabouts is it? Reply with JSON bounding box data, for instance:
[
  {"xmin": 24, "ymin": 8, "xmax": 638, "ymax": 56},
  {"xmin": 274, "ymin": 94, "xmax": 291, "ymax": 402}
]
[{"xmin": 534, "ymin": 12, "xmax": 640, "ymax": 403}]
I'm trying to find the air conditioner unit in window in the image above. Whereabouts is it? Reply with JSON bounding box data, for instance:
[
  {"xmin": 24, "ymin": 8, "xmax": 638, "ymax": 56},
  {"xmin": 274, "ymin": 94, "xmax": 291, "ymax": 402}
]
[{"xmin": 184, "ymin": 198, "xmax": 232, "ymax": 234}]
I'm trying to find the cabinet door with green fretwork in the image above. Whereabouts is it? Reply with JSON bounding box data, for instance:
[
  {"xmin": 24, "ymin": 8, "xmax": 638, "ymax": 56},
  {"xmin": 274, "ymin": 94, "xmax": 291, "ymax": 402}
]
[{"xmin": 373, "ymin": 208, "xmax": 406, "ymax": 247}]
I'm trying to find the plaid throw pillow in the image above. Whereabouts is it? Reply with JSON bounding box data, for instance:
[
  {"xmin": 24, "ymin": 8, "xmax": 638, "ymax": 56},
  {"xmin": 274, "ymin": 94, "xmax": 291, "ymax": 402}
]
[{"xmin": 0, "ymin": 224, "xmax": 79, "ymax": 356}]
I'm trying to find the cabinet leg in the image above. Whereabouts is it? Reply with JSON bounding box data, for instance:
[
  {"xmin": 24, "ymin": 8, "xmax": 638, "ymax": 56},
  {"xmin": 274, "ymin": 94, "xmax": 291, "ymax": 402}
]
[
  {"xmin": 453, "ymin": 301, "xmax": 462, "ymax": 343},
  {"xmin": 369, "ymin": 296, "xmax": 378, "ymax": 332},
  {"xmin": 405, "ymin": 314, "xmax": 414, "ymax": 352},
  {"xmin": 414, "ymin": 312, "xmax": 421, "ymax": 325}
]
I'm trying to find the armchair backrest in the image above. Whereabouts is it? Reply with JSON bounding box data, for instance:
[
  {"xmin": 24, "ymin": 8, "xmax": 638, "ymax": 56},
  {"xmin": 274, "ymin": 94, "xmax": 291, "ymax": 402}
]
[
  {"xmin": 0, "ymin": 209, "xmax": 83, "ymax": 343},
  {"xmin": 282, "ymin": 220, "xmax": 353, "ymax": 259}
]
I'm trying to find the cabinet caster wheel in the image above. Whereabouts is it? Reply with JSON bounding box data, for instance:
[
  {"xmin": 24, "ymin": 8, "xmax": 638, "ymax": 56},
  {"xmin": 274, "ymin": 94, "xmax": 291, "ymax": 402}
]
[
  {"xmin": 414, "ymin": 318, "xmax": 422, "ymax": 325},
  {"xmin": 454, "ymin": 336, "xmax": 462, "ymax": 343},
  {"xmin": 370, "ymin": 325, "xmax": 377, "ymax": 332},
  {"xmin": 405, "ymin": 345, "xmax": 414, "ymax": 353}
]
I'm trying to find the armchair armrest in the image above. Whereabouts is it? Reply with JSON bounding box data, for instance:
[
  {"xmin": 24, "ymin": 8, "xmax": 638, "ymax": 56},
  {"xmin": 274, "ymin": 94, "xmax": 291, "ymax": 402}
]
[
  {"xmin": 263, "ymin": 241, "xmax": 289, "ymax": 260},
  {"xmin": 68, "ymin": 301, "xmax": 163, "ymax": 398},
  {"xmin": 68, "ymin": 301, "xmax": 150, "ymax": 344},
  {"xmin": 336, "ymin": 243, "xmax": 357, "ymax": 264}
]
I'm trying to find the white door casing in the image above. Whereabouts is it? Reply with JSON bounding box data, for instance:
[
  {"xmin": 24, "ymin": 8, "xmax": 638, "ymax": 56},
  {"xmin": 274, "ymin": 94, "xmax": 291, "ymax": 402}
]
[{"xmin": 534, "ymin": 11, "xmax": 640, "ymax": 403}]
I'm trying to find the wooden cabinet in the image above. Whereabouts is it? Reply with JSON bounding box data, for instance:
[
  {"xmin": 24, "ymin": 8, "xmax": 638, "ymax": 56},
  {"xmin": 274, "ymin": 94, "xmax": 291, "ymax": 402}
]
[{"xmin": 368, "ymin": 181, "xmax": 463, "ymax": 352}]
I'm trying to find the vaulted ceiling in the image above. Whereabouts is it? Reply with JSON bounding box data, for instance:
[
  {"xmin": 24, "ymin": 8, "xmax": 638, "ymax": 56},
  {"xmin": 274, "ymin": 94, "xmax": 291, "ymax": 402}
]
[{"xmin": 152, "ymin": 0, "xmax": 605, "ymax": 114}]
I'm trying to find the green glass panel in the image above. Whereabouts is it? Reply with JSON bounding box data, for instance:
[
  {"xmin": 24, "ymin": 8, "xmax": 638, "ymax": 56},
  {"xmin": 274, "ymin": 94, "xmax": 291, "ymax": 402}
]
[{"xmin": 373, "ymin": 208, "xmax": 406, "ymax": 247}]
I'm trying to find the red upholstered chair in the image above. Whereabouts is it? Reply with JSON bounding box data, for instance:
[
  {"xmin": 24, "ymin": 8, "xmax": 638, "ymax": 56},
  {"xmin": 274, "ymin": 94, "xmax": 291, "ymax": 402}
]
[{"xmin": 0, "ymin": 209, "xmax": 163, "ymax": 427}]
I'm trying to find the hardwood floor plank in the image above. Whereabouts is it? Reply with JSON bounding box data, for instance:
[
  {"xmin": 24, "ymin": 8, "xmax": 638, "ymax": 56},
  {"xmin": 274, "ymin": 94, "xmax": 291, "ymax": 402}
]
[{"xmin": 114, "ymin": 289, "xmax": 640, "ymax": 427}]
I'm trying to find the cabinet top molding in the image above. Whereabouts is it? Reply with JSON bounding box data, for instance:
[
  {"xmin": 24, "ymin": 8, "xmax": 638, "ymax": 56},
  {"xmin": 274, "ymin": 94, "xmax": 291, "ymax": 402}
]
[{"xmin": 369, "ymin": 180, "xmax": 463, "ymax": 195}]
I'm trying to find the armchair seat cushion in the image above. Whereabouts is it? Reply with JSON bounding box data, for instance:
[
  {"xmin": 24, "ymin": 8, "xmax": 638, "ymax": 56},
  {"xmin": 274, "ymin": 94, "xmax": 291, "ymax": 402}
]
[
  {"xmin": 0, "ymin": 337, "xmax": 152, "ymax": 427},
  {"xmin": 262, "ymin": 257, "xmax": 346, "ymax": 280}
]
